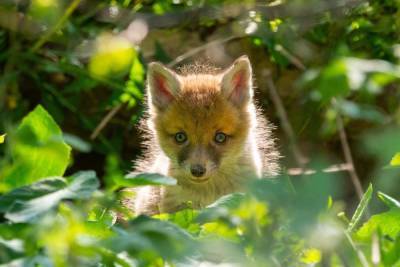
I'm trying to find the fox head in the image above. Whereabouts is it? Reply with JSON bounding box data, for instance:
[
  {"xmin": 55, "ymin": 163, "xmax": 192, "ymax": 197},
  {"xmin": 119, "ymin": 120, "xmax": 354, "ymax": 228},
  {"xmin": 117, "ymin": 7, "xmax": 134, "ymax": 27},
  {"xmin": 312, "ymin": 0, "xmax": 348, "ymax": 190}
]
[{"xmin": 146, "ymin": 56, "xmax": 255, "ymax": 185}]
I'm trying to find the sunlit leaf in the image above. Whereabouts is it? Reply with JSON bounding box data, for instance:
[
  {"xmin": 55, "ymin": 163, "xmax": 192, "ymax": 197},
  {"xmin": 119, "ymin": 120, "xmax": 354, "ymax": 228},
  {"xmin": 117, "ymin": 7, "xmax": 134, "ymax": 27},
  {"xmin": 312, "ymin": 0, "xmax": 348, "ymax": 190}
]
[
  {"xmin": 390, "ymin": 153, "xmax": 400, "ymax": 167},
  {"xmin": 0, "ymin": 171, "xmax": 99, "ymax": 223},
  {"xmin": 89, "ymin": 33, "xmax": 136, "ymax": 77},
  {"xmin": 0, "ymin": 133, "xmax": 6, "ymax": 144},
  {"xmin": 300, "ymin": 248, "xmax": 322, "ymax": 264},
  {"xmin": 356, "ymin": 208, "xmax": 400, "ymax": 241},
  {"xmin": 0, "ymin": 105, "xmax": 71, "ymax": 192},
  {"xmin": 347, "ymin": 183, "xmax": 373, "ymax": 233}
]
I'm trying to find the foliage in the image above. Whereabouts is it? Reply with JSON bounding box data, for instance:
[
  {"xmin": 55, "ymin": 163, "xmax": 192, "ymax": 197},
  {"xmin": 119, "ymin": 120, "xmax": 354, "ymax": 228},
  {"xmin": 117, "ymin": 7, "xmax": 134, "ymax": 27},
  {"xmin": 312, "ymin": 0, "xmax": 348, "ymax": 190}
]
[
  {"xmin": 1, "ymin": 0, "xmax": 400, "ymax": 266},
  {"xmin": 0, "ymin": 106, "xmax": 398, "ymax": 266}
]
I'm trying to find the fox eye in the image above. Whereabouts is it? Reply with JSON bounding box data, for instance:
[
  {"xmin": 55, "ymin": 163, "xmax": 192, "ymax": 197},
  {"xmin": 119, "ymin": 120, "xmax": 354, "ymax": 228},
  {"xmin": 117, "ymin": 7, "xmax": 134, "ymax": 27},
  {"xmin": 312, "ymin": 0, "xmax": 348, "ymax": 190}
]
[
  {"xmin": 214, "ymin": 132, "xmax": 227, "ymax": 144},
  {"xmin": 174, "ymin": 132, "xmax": 187, "ymax": 144}
]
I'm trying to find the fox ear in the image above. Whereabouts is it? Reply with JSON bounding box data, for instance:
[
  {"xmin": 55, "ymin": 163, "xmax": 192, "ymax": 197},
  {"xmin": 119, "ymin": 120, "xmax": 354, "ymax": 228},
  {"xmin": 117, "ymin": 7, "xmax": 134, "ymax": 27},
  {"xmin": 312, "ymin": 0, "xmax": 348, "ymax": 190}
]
[
  {"xmin": 147, "ymin": 62, "xmax": 181, "ymax": 110},
  {"xmin": 221, "ymin": 56, "xmax": 252, "ymax": 107}
]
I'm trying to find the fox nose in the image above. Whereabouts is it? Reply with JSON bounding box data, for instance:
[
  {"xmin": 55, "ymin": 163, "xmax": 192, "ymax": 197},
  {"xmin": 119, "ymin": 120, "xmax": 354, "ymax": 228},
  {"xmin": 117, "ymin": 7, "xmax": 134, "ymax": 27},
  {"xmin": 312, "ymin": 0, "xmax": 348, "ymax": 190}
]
[{"xmin": 190, "ymin": 164, "xmax": 206, "ymax": 177}]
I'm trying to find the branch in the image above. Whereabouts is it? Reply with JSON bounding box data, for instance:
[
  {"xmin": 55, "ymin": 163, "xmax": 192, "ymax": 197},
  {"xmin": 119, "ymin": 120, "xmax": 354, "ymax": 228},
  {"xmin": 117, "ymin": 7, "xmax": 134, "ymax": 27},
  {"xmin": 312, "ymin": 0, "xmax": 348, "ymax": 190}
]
[
  {"xmin": 90, "ymin": 103, "xmax": 123, "ymax": 140},
  {"xmin": 265, "ymin": 73, "xmax": 307, "ymax": 168},
  {"xmin": 334, "ymin": 99, "xmax": 364, "ymax": 201}
]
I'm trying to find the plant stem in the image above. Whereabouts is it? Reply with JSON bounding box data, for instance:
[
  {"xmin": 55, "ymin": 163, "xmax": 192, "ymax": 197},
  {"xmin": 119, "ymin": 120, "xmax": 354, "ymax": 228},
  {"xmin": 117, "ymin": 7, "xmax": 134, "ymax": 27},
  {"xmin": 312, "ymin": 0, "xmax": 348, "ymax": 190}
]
[{"xmin": 30, "ymin": 0, "xmax": 81, "ymax": 53}]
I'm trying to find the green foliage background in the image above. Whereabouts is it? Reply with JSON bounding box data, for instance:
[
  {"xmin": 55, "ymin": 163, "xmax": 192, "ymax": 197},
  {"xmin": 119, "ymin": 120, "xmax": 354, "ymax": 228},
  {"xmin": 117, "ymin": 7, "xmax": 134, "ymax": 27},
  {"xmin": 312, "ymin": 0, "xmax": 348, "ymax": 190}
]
[{"xmin": 0, "ymin": 0, "xmax": 400, "ymax": 266}]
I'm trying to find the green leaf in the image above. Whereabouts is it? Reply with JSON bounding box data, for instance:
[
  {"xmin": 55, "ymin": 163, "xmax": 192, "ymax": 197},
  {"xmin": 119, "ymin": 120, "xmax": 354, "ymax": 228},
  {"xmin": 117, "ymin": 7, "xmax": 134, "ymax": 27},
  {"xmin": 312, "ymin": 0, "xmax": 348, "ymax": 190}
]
[
  {"xmin": 390, "ymin": 153, "xmax": 400, "ymax": 167},
  {"xmin": 0, "ymin": 171, "xmax": 99, "ymax": 223},
  {"xmin": 197, "ymin": 193, "xmax": 245, "ymax": 223},
  {"xmin": 335, "ymin": 99, "xmax": 386, "ymax": 123},
  {"xmin": 378, "ymin": 191, "xmax": 400, "ymax": 208},
  {"xmin": 318, "ymin": 59, "xmax": 349, "ymax": 102},
  {"xmin": 105, "ymin": 216, "xmax": 195, "ymax": 261},
  {"xmin": 0, "ymin": 105, "xmax": 71, "ymax": 192},
  {"xmin": 0, "ymin": 238, "xmax": 24, "ymax": 264},
  {"xmin": 121, "ymin": 173, "xmax": 177, "ymax": 187},
  {"xmin": 347, "ymin": 183, "xmax": 373, "ymax": 233},
  {"xmin": 63, "ymin": 133, "xmax": 91, "ymax": 153},
  {"xmin": 356, "ymin": 208, "xmax": 400, "ymax": 241},
  {"xmin": 0, "ymin": 133, "xmax": 6, "ymax": 144}
]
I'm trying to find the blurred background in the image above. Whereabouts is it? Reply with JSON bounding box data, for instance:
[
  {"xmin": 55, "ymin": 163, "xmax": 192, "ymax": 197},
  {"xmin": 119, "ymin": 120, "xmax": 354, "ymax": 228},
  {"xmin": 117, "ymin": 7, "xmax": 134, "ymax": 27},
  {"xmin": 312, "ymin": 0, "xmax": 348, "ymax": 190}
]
[{"xmin": 0, "ymin": 0, "xmax": 399, "ymax": 210}]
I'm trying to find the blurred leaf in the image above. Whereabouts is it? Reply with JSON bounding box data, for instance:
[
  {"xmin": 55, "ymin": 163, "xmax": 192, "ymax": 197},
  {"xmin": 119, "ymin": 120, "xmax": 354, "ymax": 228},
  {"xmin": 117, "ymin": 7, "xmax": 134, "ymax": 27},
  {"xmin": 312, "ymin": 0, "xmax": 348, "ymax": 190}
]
[
  {"xmin": 0, "ymin": 133, "xmax": 5, "ymax": 144},
  {"xmin": 197, "ymin": 193, "xmax": 245, "ymax": 223},
  {"xmin": 344, "ymin": 58, "xmax": 400, "ymax": 90},
  {"xmin": 356, "ymin": 208, "xmax": 400, "ymax": 241},
  {"xmin": 363, "ymin": 128, "xmax": 400, "ymax": 165},
  {"xmin": 122, "ymin": 173, "xmax": 177, "ymax": 187},
  {"xmin": 347, "ymin": 183, "xmax": 372, "ymax": 233},
  {"xmin": 378, "ymin": 192, "xmax": 400, "ymax": 208},
  {"xmin": 0, "ymin": 105, "xmax": 71, "ymax": 192},
  {"xmin": 0, "ymin": 238, "xmax": 24, "ymax": 264},
  {"xmin": 63, "ymin": 133, "xmax": 91, "ymax": 153},
  {"xmin": 300, "ymin": 248, "xmax": 322, "ymax": 264},
  {"xmin": 0, "ymin": 171, "xmax": 99, "ymax": 223},
  {"xmin": 89, "ymin": 33, "xmax": 136, "ymax": 78},
  {"xmin": 390, "ymin": 153, "xmax": 400, "ymax": 167},
  {"xmin": 106, "ymin": 216, "xmax": 196, "ymax": 261},
  {"xmin": 318, "ymin": 59, "xmax": 349, "ymax": 101},
  {"xmin": 336, "ymin": 99, "xmax": 386, "ymax": 123}
]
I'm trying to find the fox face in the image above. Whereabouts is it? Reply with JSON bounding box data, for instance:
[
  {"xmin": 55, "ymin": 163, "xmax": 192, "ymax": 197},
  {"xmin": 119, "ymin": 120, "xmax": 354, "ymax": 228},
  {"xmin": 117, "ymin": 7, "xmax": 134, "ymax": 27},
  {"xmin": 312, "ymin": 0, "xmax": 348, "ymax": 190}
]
[{"xmin": 146, "ymin": 56, "xmax": 254, "ymax": 185}]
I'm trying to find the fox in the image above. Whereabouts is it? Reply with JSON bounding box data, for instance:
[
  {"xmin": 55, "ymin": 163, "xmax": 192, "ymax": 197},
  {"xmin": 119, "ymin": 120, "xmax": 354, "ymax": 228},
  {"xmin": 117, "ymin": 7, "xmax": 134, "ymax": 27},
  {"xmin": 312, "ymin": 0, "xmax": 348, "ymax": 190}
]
[{"xmin": 123, "ymin": 55, "xmax": 280, "ymax": 215}]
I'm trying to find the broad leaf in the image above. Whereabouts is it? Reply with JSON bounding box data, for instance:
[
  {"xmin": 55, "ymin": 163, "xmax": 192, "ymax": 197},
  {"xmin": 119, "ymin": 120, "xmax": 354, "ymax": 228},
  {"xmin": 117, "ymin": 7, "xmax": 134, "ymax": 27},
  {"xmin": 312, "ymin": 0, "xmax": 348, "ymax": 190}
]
[
  {"xmin": 347, "ymin": 183, "xmax": 372, "ymax": 233},
  {"xmin": 0, "ymin": 105, "xmax": 71, "ymax": 192},
  {"xmin": 197, "ymin": 193, "xmax": 245, "ymax": 223},
  {"xmin": 121, "ymin": 173, "xmax": 177, "ymax": 187},
  {"xmin": 390, "ymin": 153, "xmax": 400, "ymax": 167},
  {"xmin": 106, "ymin": 216, "xmax": 195, "ymax": 261},
  {"xmin": 0, "ymin": 238, "xmax": 24, "ymax": 264},
  {"xmin": 356, "ymin": 208, "xmax": 400, "ymax": 241},
  {"xmin": 0, "ymin": 171, "xmax": 99, "ymax": 223}
]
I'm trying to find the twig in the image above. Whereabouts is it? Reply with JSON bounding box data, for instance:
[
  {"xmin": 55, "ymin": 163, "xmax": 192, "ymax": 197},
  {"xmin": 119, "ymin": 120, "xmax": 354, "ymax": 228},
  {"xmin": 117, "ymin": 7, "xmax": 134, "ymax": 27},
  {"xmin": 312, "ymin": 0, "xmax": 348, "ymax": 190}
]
[
  {"xmin": 265, "ymin": 73, "xmax": 307, "ymax": 168},
  {"xmin": 334, "ymin": 99, "xmax": 364, "ymax": 201},
  {"xmin": 30, "ymin": 0, "xmax": 81, "ymax": 53},
  {"xmin": 167, "ymin": 36, "xmax": 239, "ymax": 67},
  {"xmin": 275, "ymin": 44, "xmax": 306, "ymax": 71},
  {"xmin": 287, "ymin": 163, "xmax": 352, "ymax": 176},
  {"xmin": 90, "ymin": 104, "xmax": 123, "ymax": 140}
]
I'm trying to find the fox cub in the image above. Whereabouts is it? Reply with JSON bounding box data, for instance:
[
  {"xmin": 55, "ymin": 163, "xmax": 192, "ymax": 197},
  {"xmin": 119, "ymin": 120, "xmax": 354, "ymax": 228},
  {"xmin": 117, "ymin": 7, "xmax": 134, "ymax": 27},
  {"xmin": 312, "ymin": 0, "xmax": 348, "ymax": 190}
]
[{"xmin": 125, "ymin": 56, "xmax": 279, "ymax": 215}]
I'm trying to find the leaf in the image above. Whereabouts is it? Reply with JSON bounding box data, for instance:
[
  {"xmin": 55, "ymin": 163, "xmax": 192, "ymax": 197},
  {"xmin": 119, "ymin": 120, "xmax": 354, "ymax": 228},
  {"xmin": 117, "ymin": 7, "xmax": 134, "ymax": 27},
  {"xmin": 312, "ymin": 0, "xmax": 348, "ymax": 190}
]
[
  {"xmin": 300, "ymin": 248, "xmax": 322, "ymax": 264},
  {"xmin": 378, "ymin": 191, "xmax": 400, "ymax": 208},
  {"xmin": 0, "ymin": 105, "xmax": 71, "ymax": 192},
  {"xmin": 0, "ymin": 171, "xmax": 99, "ymax": 223},
  {"xmin": 197, "ymin": 193, "xmax": 245, "ymax": 223},
  {"xmin": 122, "ymin": 173, "xmax": 177, "ymax": 187},
  {"xmin": 335, "ymin": 99, "xmax": 386, "ymax": 123},
  {"xmin": 0, "ymin": 133, "xmax": 6, "ymax": 144},
  {"xmin": 318, "ymin": 59, "xmax": 349, "ymax": 102},
  {"xmin": 105, "ymin": 216, "xmax": 196, "ymax": 261},
  {"xmin": 347, "ymin": 183, "xmax": 372, "ymax": 233},
  {"xmin": 0, "ymin": 238, "xmax": 24, "ymax": 264},
  {"xmin": 390, "ymin": 153, "xmax": 400, "ymax": 167},
  {"xmin": 356, "ymin": 208, "xmax": 400, "ymax": 241},
  {"xmin": 63, "ymin": 133, "xmax": 91, "ymax": 153}
]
